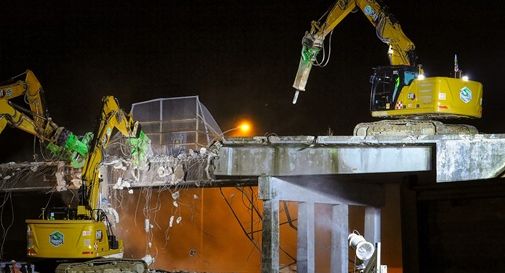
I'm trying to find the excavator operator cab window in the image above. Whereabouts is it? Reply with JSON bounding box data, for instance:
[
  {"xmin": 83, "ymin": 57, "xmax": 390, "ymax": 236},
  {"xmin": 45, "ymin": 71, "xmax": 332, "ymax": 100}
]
[
  {"xmin": 370, "ymin": 66, "xmax": 418, "ymax": 111},
  {"xmin": 45, "ymin": 206, "xmax": 78, "ymax": 220}
]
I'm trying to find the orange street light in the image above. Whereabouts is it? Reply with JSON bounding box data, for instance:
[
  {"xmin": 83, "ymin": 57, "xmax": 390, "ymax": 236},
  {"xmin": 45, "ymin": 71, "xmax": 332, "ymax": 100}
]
[
  {"xmin": 221, "ymin": 120, "xmax": 254, "ymax": 137},
  {"xmin": 237, "ymin": 121, "xmax": 252, "ymax": 134}
]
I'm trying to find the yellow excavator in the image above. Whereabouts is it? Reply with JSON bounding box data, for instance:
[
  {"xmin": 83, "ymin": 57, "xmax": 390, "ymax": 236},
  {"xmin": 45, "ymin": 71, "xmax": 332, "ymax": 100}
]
[
  {"xmin": 292, "ymin": 0, "xmax": 483, "ymax": 136},
  {"xmin": 25, "ymin": 95, "xmax": 150, "ymax": 261},
  {"xmin": 1, "ymin": 70, "xmax": 151, "ymax": 271}
]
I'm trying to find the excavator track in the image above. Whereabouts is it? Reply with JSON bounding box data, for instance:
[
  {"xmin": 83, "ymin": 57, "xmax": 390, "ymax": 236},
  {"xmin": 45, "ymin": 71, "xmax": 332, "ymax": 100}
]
[
  {"xmin": 55, "ymin": 259, "xmax": 148, "ymax": 273},
  {"xmin": 353, "ymin": 119, "xmax": 478, "ymax": 137}
]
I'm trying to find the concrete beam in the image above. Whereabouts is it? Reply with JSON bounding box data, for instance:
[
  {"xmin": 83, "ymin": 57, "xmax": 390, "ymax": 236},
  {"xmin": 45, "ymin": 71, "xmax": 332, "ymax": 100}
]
[
  {"xmin": 215, "ymin": 134, "xmax": 505, "ymax": 182},
  {"xmin": 216, "ymin": 141, "xmax": 432, "ymax": 177},
  {"xmin": 258, "ymin": 176, "xmax": 385, "ymax": 207}
]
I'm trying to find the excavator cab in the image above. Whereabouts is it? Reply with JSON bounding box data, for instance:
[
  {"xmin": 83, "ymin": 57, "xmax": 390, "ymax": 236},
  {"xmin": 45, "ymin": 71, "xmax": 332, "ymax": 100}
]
[
  {"xmin": 369, "ymin": 65, "xmax": 483, "ymax": 119},
  {"xmin": 370, "ymin": 65, "xmax": 418, "ymax": 112}
]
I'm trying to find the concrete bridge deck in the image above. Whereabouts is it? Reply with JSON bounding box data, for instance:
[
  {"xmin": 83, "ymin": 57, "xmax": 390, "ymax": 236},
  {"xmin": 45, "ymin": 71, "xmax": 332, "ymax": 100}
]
[{"xmin": 1, "ymin": 134, "xmax": 505, "ymax": 191}]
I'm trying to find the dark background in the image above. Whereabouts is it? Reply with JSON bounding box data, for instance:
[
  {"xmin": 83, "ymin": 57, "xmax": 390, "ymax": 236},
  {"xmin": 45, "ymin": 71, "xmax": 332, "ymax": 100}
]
[
  {"xmin": 1, "ymin": 1, "xmax": 505, "ymax": 272},
  {"xmin": 1, "ymin": 0, "xmax": 505, "ymax": 161}
]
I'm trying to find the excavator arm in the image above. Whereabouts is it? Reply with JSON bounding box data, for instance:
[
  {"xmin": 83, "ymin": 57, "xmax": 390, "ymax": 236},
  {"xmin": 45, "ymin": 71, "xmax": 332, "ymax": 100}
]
[
  {"xmin": 0, "ymin": 99, "xmax": 40, "ymax": 137},
  {"xmin": 0, "ymin": 70, "xmax": 46, "ymax": 131},
  {"xmin": 0, "ymin": 70, "xmax": 89, "ymax": 166},
  {"xmin": 79, "ymin": 96, "xmax": 149, "ymax": 217},
  {"xmin": 292, "ymin": 0, "xmax": 417, "ymax": 102},
  {"xmin": 1, "ymin": 70, "xmax": 47, "ymax": 136}
]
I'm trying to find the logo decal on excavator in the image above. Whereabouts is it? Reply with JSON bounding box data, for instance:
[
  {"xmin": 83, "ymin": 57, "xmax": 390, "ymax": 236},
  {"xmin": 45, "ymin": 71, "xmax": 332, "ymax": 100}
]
[
  {"xmin": 364, "ymin": 5, "xmax": 379, "ymax": 22},
  {"xmin": 460, "ymin": 86, "xmax": 472, "ymax": 103},
  {"xmin": 49, "ymin": 231, "xmax": 64, "ymax": 247}
]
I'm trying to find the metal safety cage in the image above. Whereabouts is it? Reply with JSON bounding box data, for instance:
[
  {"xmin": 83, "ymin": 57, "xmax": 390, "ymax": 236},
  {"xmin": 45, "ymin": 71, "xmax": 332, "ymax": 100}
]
[{"xmin": 130, "ymin": 96, "xmax": 222, "ymax": 155}]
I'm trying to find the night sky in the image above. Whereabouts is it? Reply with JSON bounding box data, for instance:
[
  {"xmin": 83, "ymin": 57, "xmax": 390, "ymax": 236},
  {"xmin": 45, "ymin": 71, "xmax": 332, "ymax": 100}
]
[{"xmin": 1, "ymin": 0, "xmax": 505, "ymax": 161}]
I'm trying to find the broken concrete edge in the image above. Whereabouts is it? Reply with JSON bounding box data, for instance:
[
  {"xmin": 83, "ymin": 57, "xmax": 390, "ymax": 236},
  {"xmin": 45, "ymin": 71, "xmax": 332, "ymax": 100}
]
[{"xmin": 0, "ymin": 161, "xmax": 72, "ymax": 192}]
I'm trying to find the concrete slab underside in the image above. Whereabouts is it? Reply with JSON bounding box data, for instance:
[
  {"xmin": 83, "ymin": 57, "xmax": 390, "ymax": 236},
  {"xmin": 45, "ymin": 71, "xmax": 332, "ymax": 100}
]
[{"xmin": 258, "ymin": 175, "xmax": 390, "ymax": 273}]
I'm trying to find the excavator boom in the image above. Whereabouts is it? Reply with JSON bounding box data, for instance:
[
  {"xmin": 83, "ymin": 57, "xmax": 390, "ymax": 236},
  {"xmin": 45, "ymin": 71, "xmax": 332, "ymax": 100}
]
[
  {"xmin": 0, "ymin": 70, "xmax": 89, "ymax": 165},
  {"xmin": 293, "ymin": 0, "xmax": 416, "ymax": 96},
  {"xmin": 80, "ymin": 96, "xmax": 149, "ymax": 217}
]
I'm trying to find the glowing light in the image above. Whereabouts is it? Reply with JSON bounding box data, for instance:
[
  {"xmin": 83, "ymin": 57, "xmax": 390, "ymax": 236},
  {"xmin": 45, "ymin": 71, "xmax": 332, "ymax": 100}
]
[
  {"xmin": 417, "ymin": 74, "xmax": 425, "ymax": 80},
  {"xmin": 221, "ymin": 120, "xmax": 254, "ymax": 137},
  {"xmin": 462, "ymin": 75, "xmax": 469, "ymax": 81},
  {"xmin": 238, "ymin": 121, "xmax": 252, "ymax": 134}
]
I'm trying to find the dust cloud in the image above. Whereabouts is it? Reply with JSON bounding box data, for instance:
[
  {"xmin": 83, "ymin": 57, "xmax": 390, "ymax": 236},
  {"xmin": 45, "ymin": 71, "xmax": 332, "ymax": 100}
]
[{"xmin": 110, "ymin": 185, "xmax": 402, "ymax": 272}]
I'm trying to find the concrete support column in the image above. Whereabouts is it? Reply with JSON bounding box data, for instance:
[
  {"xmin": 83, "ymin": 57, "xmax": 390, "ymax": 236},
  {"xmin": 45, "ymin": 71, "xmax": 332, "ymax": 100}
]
[
  {"xmin": 261, "ymin": 199, "xmax": 280, "ymax": 273},
  {"xmin": 364, "ymin": 207, "xmax": 381, "ymax": 243},
  {"xmin": 259, "ymin": 176, "xmax": 280, "ymax": 273},
  {"xmin": 297, "ymin": 202, "xmax": 315, "ymax": 273},
  {"xmin": 330, "ymin": 204, "xmax": 348, "ymax": 273}
]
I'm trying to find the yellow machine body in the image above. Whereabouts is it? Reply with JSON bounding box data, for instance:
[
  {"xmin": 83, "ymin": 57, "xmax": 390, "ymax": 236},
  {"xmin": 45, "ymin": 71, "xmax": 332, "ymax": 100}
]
[
  {"xmin": 372, "ymin": 77, "xmax": 483, "ymax": 118},
  {"xmin": 26, "ymin": 220, "xmax": 123, "ymax": 258}
]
